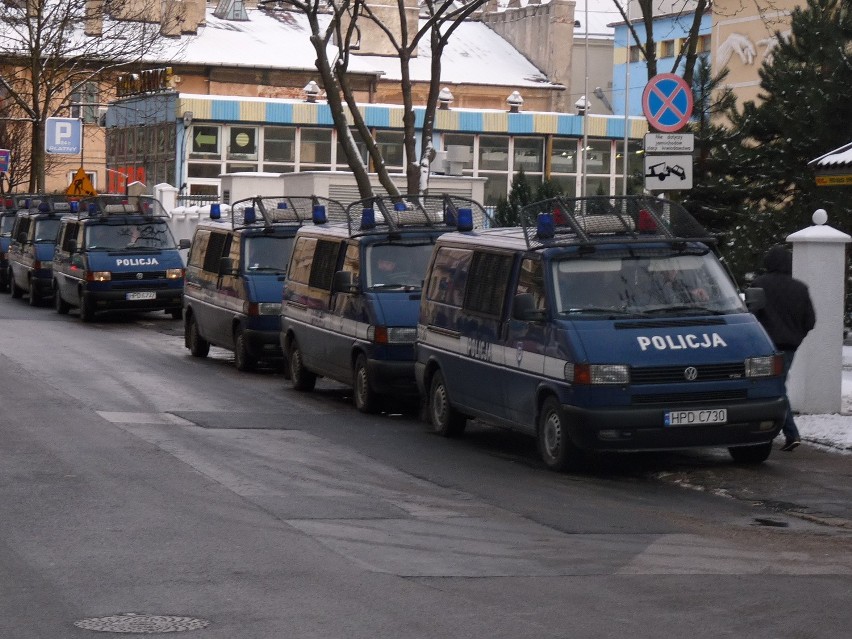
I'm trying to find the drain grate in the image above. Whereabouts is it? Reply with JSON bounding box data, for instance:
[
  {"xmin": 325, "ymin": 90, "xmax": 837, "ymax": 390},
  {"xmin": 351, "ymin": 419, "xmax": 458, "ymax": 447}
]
[{"xmin": 74, "ymin": 613, "xmax": 210, "ymax": 633}]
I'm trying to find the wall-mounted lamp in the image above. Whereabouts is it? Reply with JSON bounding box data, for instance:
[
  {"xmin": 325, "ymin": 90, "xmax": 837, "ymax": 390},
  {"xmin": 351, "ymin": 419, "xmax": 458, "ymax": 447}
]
[
  {"xmin": 303, "ymin": 80, "xmax": 321, "ymax": 103},
  {"xmin": 574, "ymin": 95, "xmax": 590, "ymax": 116},
  {"xmin": 506, "ymin": 91, "xmax": 524, "ymax": 113},
  {"xmin": 438, "ymin": 86, "xmax": 454, "ymax": 110},
  {"xmin": 182, "ymin": 111, "xmax": 193, "ymax": 126}
]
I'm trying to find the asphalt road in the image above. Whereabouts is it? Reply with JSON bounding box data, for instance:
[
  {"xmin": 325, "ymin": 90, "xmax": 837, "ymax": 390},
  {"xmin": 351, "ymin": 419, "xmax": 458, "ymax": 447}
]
[{"xmin": 0, "ymin": 293, "xmax": 850, "ymax": 639}]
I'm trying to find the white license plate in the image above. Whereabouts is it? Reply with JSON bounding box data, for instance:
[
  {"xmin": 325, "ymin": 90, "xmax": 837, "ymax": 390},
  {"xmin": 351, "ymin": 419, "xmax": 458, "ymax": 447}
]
[
  {"xmin": 126, "ymin": 291, "xmax": 156, "ymax": 301},
  {"xmin": 664, "ymin": 408, "xmax": 727, "ymax": 426}
]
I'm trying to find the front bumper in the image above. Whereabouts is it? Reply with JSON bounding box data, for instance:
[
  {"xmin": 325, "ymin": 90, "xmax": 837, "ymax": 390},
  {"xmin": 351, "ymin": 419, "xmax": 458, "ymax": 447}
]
[{"xmin": 84, "ymin": 288, "xmax": 183, "ymax": 313}]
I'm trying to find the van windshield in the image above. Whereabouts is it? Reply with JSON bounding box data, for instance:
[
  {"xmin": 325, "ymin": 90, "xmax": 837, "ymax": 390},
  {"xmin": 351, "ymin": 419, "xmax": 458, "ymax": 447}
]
[
  {"xmin": 552, "ymin": 252, "xmax": 745, "ymax": 316},
  {"xmin": 1, "ymin": 214, "xmax": 15, "ymax": 235},
  {"xmin": 244, "ymin": 236, "xmax": 294, "ymax": 273},
  {"xmin": 34, "ymin": 218, "xmax": 61, "ymax": 242},
  {"xmin": 366, "ymin": 242, "xmax": 433, "ymax": 289},
  {"xmin": 85, "ymin": 221, "xmax": 177, "ymax": 250}
]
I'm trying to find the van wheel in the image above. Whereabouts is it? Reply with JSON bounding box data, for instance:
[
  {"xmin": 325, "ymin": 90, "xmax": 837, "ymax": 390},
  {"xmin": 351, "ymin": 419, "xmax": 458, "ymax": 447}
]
[
  {"xmin": 79, "ymin": 294, "xmax": 95, "ymax": 322},
  {"xmin": 187, "ymin": 316, "xmax": 209, "ymax": 358},
  {"xmin": 55, "ymin": 288, "xmax": 70, "ymax": 314},
  {"xmin": 28, "ymin": 279, "xmax": 40, "ymax": 306},
  {"xmin": 538, "ymin": 396, "xmax": 583, "ymax": 472},
  {"xmin": 353, "ymin": 354, "xmax": 379, "ymax": 413},
  {"xmin": 729, "ymin": 441, "xmax": 772, "ymax": 464},
  {"xmin": 428, "ymin": 370, "xmax": 466, "ymax": 436},
  {"xmin": 289, "ymin": 341, "xmax": 316, "ymax": 391},
  {"xmin": 10, "ymin": 271, "xmax": 23, "ymax": 298},
  {"xmin": 234, "ymin": 328, "xmax": 255, "ymax": 372}
]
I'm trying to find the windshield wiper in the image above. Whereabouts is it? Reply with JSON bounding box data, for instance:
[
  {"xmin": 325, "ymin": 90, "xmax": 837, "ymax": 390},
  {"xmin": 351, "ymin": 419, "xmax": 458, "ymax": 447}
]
[
  {"xmin": 370, "ymin": 283, "xmax": 421, "ymax": 291},
  {"xmin": 644, "ymin": 305, "xmax": 726, "ymax": 315},
  {"xmin": 561, "ymin": 307, "xmax": 638, "ymax": 317}
]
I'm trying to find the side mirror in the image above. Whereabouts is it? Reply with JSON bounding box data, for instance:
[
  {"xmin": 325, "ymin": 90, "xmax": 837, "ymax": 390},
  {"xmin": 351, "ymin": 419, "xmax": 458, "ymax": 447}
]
[
  {"xmin": 743, "ymin": 287, "xmax": 766, "ymax": 313},
  {"xmin": 219, "ymin": 256, "xmax": 235, "ymax": 275},
  {"xmin": 513, "ymin": 292, "xmax": 546, "ymax": 322},
  {"xmin": 332, "ymin": 270, "xmax": 359, "ymax": 294},
  {"xmin": 178, "ymin": 238, "xmax": 191, "ymax": 249}
]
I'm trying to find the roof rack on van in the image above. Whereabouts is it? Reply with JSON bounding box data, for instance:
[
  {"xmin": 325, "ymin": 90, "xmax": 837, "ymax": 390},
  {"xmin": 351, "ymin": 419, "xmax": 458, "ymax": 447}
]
[
  {"xmin": 15, "ymin": 194, "xmax": 68, "ymax": 212},
  {"xmin": 519, "ymin": 195, "xmax": 716, "ymax": 250},
  {"xmin": 77, "ymin": 195, "xmax": 168, "ymax": 220},
  {"xmin": 345, "ymin": 194, "xmax": 490, "ymax": 236},
  {"xmin": 225, "ymin": 195, "xmax": 347, "ymax": 229}
]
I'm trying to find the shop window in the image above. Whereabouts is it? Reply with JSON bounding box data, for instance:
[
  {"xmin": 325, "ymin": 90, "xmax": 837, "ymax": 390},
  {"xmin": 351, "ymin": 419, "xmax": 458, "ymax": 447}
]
[
  {"xmin": 513, "ymin": 137, "xmax": 544, "ymax": 173},
  {"xmin": 300, "ymin": 128, "xmax": 332, "ymax": 165},
  {"xmin": 661, "ymin": 39, "xmax": 676, "ymax": 58},
  {"xmin": 188, "ymin": 163, "xmax": 223, "ymax": 179},
  {"xmin": 228, "ymin": 126, "xmax": 258, "ymax": 160},
  {"xmin": 264, "ymin": 126, "xmax": 295, "ymax": 163},
  {"xmin": 376, "ymin": 130, "xmax": 404, "ymax": 168},
  {"xmin": 479, "ymin": 135, "xmax": 509, "ymax": 171},
  {"xmin": 551, "ymin": 138, "xmax": 578, "ymax": 175},
  {"xmin": 584, "ymin": 139, "xmax": 612, "ymax": 175},
  {"xmin": 628, "ymin": 46, "xmax": 642, "ymax": 63},
  {"xmin": 336, "ymin": 130, "xmax": 367, "ymax": 168},
  {"xmin": 442, "ymin": 134, "xmax": 474, "ymax": 171},
  {"xmin": 482, "ymin": 174, "xmax": 509, "ymax": 206}
]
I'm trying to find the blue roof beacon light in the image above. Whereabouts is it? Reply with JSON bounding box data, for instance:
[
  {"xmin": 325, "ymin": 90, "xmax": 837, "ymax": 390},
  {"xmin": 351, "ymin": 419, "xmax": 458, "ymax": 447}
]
[
  {"xmin": 394, "ymin": 201, "xmax": 407, "ymax": 212},
  {"xmin": 312, "ymin": 203, "xmax": 327, "ymax": 225},
  {"xmin": 209, "ymin": 203, "xmax": 221, "ymax": 220},
  {"xmin": 69, "ymin": 200, "xmax": 79, "ymax": 213},
  {"xmin": 537, "ymin": 211, "xmax": 555, "ymax": 239},
  {"xmin": 88, "ymin": 203, "xmax": 98, "ymax": 216},
  {"xmin": 277, "ymin": 201, "xmax": 288, "ymax": 209},
  {"xmin": 38, "ymin": 201, "xmax": 50, "ymax": 213},
  {"xmin": 360, "ymin": 207, "xmax": 376, "ymax": 230},
  {"xmin": 244, "ymin": 206, "xmax": 256, "ymax": 225},
  {"xmin": 457, "ymin": 207, "xmax": 473, "ymax": 232}
]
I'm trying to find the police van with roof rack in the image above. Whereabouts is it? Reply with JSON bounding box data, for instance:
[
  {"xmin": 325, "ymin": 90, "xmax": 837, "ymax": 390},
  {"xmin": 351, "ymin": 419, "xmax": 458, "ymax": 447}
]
[
  {"xmin": 0, "ymin": 194, "xmax": 23, "ymax": 293},
  {"xmin": 52, "ymin": 195, "xmax": 191, "ymax": 322},
  {"xmin": 183, "ymin": 195, "xmax": 345, "ymax": 371},
  {"xmin": 7, "ymin": 195, "xmax": 70, "ymax": 306},
  {"xmin": 415, "ymin": 195, "xmax": 787, "ymax": 471},
  {"xmin": 280, "ymin": 194, "xmax": 489, "ymax": 413}
]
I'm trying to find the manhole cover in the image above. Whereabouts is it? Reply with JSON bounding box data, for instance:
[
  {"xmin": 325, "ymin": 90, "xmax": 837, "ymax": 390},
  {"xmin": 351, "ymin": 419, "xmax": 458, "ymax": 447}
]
[{"xmin": 74, "ymin": 613, "xmax": 210, "ymax": 633}]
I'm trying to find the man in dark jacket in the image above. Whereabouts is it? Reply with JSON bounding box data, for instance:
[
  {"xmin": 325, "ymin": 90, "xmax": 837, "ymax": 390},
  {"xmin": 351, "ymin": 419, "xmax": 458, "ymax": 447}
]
[{"xmin": 752, "ymin": 245, "xmax": 816, "ymax": 451}]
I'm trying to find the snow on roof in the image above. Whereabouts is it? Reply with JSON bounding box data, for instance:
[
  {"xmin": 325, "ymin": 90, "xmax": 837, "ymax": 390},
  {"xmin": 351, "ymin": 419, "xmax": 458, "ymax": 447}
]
[
  {"xmin": 151, "ymin": 7, "xmax": 558, "ymax": 89},
  {"xmin": 809, "ymin": 142, "xmax": 852, "ymax": 168}
]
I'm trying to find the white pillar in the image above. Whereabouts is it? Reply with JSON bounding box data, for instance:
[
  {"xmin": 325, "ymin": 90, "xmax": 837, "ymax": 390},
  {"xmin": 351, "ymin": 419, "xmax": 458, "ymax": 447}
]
[
  {"xmin": 786, "ymin": 209, "xmax": 851, "ymax": 414},
  {"xmin": 154, "ymin": 183, "xmax": 178, "ymax": 212}
]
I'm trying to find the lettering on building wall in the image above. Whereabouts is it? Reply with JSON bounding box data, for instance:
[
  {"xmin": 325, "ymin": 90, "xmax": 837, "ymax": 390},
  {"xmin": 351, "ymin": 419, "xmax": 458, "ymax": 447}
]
[{"xmin": 116, "ymin": 67, "xmax": 174, "ymax": 97}]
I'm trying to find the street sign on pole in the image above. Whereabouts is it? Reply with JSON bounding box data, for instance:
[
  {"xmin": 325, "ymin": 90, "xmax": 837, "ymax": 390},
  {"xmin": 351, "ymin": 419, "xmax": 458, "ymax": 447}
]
[
  {"xmin": 45, "ymin": 117, "xmax": 82, "ymax": 154},
  {"xmin": 642, "ymin": 74, "xmax": 693, "ymax": 133},
  {"xmin": 644, "ymin": 155, "xmax": 693, "ymax": 191},
  {"xmin": 644, "ymin": 133, "xmax": 694, "ymax": 154}
]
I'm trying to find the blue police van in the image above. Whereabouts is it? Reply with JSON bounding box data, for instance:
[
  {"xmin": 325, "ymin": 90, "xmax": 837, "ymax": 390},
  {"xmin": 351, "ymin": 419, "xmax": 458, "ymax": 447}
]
[
  {"xmin": 183, "ymin": 195, "xmax": 345, "ymax": 371},
  {"xmin": 8, "ymin": 196, "xmax": 70, "ymax": 306},
  {"xmin": 415, "ymin": 195, "xmax": 787, "ymax": 470},
  {"xmin": 53, "ymin": 195, "xmax": 190, "ymax": 321},
  {"xmin": 0, "ymin": 195, "xmax": 19, "ymax": 292},
  {"xmin": 280, "ymin": 194, "xmax": 489, "ymax": 412}
]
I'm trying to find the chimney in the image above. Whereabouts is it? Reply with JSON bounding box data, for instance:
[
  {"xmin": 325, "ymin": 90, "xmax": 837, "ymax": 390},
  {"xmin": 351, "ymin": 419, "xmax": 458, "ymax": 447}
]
[
  {"xmin": 160, "ymin": 0, "xmax": 185, "ymax": 37},
  {"xmin": 181, "ymin": 0, "xmax": 206, "ymax": 34},
  {"xmin": 84, "ymin": 0, "xmax": 104, "ymax": 37}
]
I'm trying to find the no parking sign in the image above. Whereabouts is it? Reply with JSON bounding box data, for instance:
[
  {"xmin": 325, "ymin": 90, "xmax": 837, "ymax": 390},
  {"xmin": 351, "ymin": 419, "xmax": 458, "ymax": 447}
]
[{"xmin": 642, "ymin": 73, "xmax": 693, "ymax": 133}]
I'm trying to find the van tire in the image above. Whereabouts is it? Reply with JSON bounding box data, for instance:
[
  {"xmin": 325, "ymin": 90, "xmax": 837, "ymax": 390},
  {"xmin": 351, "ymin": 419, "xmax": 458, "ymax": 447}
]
[
  {"xmin": 234, "ymin": 328, "xmax": 255, "ymax": 372},
  {"xmin": 289, "ymin": 342, "xmax": 316, "ymax": 391},
  {"xmin": 428, "ymin": 370, "xmax": 466, "ymax": 437},
  {"xmin": 538, "ymin": 396, "xmax": 582, "ymax": 472},
  {"xmin": 187, "ymin": 316, "xmax": 209, "ymax": 358},
  {"xmin": 728, "ymin": 441, "xmax": 772, "ymax": 464},
  {"xmin": 353, "ymin": 354, "xmax": 378, "ymax": 413},
  {"xmin": 55, "ymin": 288, "xmax": 70, "ymax": 314},
  {"xmin": 169, "ymin": 307, "xmax": 182, "ymax": 320},
  {"xmin": 10, "ymin": 271, "xmax": 23, "ymax": 298}
]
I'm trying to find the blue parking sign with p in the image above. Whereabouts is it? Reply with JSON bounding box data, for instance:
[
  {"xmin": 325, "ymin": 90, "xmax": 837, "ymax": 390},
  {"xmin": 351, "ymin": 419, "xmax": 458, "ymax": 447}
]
[{"xmin": 45, "ymin": 117, "xmax": 82, "ymax": 154}]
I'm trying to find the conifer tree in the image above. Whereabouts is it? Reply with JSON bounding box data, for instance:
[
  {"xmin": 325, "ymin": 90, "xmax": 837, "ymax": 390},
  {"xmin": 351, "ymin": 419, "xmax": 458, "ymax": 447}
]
[{"xmin": 493, "ymin": 169, "xmax": 534, "ymax": 227}]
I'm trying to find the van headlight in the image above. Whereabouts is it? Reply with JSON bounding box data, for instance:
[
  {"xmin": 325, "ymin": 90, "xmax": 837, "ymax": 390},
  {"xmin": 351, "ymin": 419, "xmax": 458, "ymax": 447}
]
[
  {"xmin": 745, "ymin": 355, "xmax": 783, "ymax": 377},
  {"xmin": 165, "ymin": 268, "xmax": 184, "ymax": 280},
  {"xmin": 87, "ymin": 271, "xmax": 111, "ymax": 282},
  {"xmin": 565, "ymin": 363, "xmax": 630, "ymax": 385}
]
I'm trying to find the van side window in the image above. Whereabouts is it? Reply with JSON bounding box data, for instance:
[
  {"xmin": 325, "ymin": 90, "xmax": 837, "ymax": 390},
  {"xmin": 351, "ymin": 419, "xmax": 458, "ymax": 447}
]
[
  {"xmin": 464, "ymin": 251, "xmax": 513, "ymax": 316},
  {"xmin": 341, "ymin": 242, "xmax": 360, "ymax": 279},
  {"xmin": 187, "ymin": 230, "xmax": 210, "ymax": 268},
  {"xmin": 14, "ymin": 217, "xmax": 30, "ymax": 241},
  {"xmin": 202, "ymin": 232, "xmax": 230, "ymax": 273},
  {"xmin": 516, "ymin": 258, "xmax": 546, "ymax": 311},
  {"xmin": 426, "ymin": 247, "xmax": 472, "ymax": 306},
  {"xmin": 60, "ymin": 222, "xmax": 79, "ymax": 251},
  {"xmin": 288, "ymin": 236, "xmax": 316, "ymax": 284},
  {"xmin": 308, "ymin": 239, "xmax": 340, "ymax": 290}
]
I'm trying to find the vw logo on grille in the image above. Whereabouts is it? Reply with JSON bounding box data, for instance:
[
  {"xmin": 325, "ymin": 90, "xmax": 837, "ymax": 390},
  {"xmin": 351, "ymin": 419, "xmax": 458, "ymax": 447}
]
[
  {"xmin": 684, "ymin": 366, "xmax": 698, "ymax": 381},
  {"xmin": 136, "ymin": 272, "xmax": 143, "ymax": 280}
]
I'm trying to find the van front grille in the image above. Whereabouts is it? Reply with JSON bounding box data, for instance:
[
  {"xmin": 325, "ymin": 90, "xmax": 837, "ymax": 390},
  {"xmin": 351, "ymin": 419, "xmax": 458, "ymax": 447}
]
[
  {"xmin": 632, "ymin": 389, "xmax": 747, "ymax": 405},
  {"xmin": 631, "ymin": 362, "xmax": 746, "ymax": 384},
  {"xmin": 111, "ymin": 271, "xmax": 167, "ymax": 281}
]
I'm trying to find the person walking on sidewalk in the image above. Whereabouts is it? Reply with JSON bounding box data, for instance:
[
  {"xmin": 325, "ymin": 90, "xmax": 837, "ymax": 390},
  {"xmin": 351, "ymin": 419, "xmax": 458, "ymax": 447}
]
[{"xmin": 752, "ymin": 244, "xmax": 816, "ymax": 451}]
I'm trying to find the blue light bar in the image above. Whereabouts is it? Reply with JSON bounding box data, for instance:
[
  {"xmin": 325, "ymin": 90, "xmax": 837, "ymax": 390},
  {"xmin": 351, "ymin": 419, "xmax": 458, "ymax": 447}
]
[
  {"xmin": 537, "ymin": 212, "xmax": 554, "ymax": 239},
  {"xmin": 360, "ymin": 207, "xmax": 375, "ymax": 230},
  {"xmin": 457, "ymin": 208, "xmax": 473, "ymax": 232},
  {"xmin": 312, "ymin": 204, "xmax": 327, "ymax": 224},
  {"xmin": 210, "ymin": 203, "xmax": 221, "ymax": 220}
]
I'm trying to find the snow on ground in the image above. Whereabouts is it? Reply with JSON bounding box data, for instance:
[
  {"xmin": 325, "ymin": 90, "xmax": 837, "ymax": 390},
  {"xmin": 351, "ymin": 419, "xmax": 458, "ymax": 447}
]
[{"xmin": 793, "ymin": 345, "xmax": 852, "ymax": 453}]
